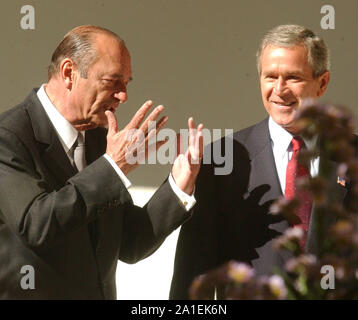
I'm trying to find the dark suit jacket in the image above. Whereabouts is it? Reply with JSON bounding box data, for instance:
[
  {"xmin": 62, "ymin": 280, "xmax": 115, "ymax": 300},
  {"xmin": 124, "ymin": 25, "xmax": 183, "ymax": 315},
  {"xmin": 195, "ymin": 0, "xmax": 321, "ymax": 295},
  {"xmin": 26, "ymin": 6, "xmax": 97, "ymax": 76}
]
[
  {"xmin": 170, "ymin": 118, "xmax": 355, "ymax": 299},
  {"xmin": 0, "ymin": 89, "xmax": 191, "ymax": 299}
]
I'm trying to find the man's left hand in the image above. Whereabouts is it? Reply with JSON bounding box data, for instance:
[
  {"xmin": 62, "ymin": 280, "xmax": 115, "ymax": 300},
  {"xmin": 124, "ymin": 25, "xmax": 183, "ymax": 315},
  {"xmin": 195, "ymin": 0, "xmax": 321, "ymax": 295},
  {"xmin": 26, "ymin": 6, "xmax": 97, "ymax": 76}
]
[{"xmin": 172, "ymin": 118, "xmax": 204, "ymax": 195}]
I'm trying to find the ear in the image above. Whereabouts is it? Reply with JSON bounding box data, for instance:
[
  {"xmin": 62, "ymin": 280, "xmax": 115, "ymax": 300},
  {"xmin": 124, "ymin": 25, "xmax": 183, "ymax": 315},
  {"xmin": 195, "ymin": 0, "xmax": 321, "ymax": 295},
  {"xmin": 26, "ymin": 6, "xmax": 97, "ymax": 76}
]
[
  {"xmin": 317, "ymin": 70, "xmax": 330, "ymax": 97},
  {"xmin": 59, "ymin": 58, "xmax": 76, "ymax": 90}
]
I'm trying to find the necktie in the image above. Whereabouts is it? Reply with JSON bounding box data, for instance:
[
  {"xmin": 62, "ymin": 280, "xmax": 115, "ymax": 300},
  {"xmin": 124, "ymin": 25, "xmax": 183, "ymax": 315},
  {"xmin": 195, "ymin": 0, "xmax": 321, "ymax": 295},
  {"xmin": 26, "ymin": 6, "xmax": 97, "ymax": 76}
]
[
  {"xmin": 285, "ymin": 136, "xmax": 312, "ymax": 250},
  {"xmin": 72, "ymin": 132, "xmax": 86, "ymax": 171},
  {"xmin": 71, "ymin": 132, "xmax": 96, "ymax": 248}
]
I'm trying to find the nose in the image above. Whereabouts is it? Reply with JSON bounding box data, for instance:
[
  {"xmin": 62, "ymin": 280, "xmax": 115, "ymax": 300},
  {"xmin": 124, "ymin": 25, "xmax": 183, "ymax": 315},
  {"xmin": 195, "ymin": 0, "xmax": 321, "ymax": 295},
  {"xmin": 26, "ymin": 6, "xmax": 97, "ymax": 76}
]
[
  {"xmin": 113, "ymin": 89, "xmax": 128, "ymax": 104},
  {"xmin": 273, "ymin": 77, "xmax": 286, "ymax": 95}
]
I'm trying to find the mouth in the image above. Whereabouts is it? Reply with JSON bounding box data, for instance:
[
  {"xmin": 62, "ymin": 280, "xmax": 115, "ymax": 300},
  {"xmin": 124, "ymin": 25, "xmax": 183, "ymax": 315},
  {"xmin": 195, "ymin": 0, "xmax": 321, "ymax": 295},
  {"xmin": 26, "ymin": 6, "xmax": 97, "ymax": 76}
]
[{"xmin": 271, "ymin": 101, "xmax": 296, "ymax": 108}]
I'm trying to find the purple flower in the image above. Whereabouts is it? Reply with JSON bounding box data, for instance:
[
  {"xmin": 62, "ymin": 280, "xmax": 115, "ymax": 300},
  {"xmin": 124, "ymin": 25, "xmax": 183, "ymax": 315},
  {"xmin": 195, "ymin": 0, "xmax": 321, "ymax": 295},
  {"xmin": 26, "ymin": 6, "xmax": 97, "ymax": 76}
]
[
  {"xmin": 268, "ymin": 275, "xmax": 288, "ymax": 299},
  {"xmin": 227, "ymin": 262, "xmax": 255, "ymax": 283}
]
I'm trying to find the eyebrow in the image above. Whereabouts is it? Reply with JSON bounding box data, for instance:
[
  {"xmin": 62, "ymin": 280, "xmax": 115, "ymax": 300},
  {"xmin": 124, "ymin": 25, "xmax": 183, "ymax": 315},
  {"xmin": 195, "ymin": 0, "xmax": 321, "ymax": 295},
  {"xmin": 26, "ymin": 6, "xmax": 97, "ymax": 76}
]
[
  {"xmin": 262, "ymin": 70, "xmax": 303, "ymax": 77},
  {"xmin": 109, "ymin": 74, "xmax": 133, "ymax": 82}
]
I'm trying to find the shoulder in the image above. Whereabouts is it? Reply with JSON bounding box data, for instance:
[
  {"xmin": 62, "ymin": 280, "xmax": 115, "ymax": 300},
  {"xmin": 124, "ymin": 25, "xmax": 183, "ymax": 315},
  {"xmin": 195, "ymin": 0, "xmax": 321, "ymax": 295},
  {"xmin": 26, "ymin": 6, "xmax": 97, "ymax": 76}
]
[
  {"xmin": 0, "ymin": 89, "xmax": 38, "ymax": 138},
  {"xmin": 234, "ymin": 118, "xmax": 269, "ymax": 144},
  {"xmin": 200, "ymin": 119, "xmax": 269, "ymax": 177},
  {"xmin": 206, "ymin": 118, "xmax": 270, "ymax": 158}
]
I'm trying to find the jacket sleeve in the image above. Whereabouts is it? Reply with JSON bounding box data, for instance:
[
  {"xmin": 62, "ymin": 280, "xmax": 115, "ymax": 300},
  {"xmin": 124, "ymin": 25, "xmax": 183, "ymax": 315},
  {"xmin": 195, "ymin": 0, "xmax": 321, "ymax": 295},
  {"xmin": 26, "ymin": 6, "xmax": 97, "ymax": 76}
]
[
  {"xmin": 118, "ymin": 180, "xmax": 192, "ymax": 264},
  {"xmin": 0, "ymin": 127, "xmax": 131, "ymax": 252}
]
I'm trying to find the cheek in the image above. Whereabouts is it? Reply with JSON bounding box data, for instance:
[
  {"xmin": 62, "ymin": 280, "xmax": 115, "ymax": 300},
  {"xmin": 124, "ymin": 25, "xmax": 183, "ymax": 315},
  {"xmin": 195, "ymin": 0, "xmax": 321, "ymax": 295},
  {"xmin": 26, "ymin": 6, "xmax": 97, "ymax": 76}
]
[
  {"xmin": 294, "ymin": 83, "xmax": 317, "ymax": 99},
  {"xmin": 88, "ymin": 90, "xmax": 107, "ymax": 107},
  {"xmin": 261, "ymin": 83, "xmax": 273, "ymax": 100}
]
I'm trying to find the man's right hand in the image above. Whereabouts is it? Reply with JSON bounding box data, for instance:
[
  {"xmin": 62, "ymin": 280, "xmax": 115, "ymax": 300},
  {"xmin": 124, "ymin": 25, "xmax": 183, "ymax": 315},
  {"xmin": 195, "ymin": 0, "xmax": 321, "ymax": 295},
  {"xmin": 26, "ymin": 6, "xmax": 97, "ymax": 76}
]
[{"xmin": 105, "ymin": 100, "xmax": 168, "ymax": 175}]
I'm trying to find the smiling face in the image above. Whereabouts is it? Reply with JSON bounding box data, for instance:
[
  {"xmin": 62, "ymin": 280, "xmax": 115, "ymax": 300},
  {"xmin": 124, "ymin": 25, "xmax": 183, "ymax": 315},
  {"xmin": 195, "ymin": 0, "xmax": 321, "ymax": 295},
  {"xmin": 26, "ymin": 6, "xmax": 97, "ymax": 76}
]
[
  {"xmin": 259, "ymin": 44, "xmax": 329, "ymax": 134},
  {"xmin": 69, "ymin": 34, "xmax": 132, "ymax": 130}
]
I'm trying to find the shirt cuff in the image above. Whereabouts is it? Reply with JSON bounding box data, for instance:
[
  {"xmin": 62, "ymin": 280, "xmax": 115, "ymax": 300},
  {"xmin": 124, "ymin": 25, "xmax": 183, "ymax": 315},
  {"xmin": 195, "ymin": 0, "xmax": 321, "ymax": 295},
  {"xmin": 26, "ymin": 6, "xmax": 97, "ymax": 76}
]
[
  {"xmin": 103, "ymin": 154, "xmax": 132, "ymax": 189},
  {"xmin": 168, "ymin": 173, "xmax": 196, "ymax": 211}
]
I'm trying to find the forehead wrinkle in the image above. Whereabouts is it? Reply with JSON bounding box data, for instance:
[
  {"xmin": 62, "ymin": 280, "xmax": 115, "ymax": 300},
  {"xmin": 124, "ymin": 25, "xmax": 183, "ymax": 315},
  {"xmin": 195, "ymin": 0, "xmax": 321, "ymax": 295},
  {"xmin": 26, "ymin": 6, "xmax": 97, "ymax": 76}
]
[{"xmin": 261, "ymin": 47, "xmax": 313, "ymax": 78}]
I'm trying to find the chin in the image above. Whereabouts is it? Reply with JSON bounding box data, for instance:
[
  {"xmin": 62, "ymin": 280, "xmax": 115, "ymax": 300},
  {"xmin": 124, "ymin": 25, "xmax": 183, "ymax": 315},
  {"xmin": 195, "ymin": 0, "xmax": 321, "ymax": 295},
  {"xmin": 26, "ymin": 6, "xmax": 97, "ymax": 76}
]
[
  {"xmin": 280, "ymin": 121, "xmax": 299, "ymax": 134},
  {"xmin": 98, "ymin": 119, "xmax": 109, "ymax": 128},
  {"xmin": 91, "ymin": 116, "xmax": 108, "ymax": 128},
  {"xmin": 274, "ymin": 115, "xmax": 296, "ymax": 129}
]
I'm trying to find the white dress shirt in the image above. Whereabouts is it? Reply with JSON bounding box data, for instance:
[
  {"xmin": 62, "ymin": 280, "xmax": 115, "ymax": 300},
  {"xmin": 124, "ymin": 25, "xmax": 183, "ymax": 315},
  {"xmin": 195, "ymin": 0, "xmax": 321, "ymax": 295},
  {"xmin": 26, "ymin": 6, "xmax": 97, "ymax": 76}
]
[
  {"xmin": 268, "ymin": 117, "xmax": 319, "ymax": 195},
  {"xmin": 36, "ymin": 84, "xmax": 195, "ymax": 211}
]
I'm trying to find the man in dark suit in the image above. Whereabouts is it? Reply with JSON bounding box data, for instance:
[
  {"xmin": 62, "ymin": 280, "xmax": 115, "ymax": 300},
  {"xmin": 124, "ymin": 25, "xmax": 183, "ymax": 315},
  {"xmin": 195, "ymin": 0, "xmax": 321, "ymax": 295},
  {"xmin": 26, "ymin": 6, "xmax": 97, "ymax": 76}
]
[
  {"xmin": 170, "ymin": 24, "xmax": 356, "ymax": 299},
  {"xmin": 0, "ymin": 25, "xmax": 204, "ymax": 299}
]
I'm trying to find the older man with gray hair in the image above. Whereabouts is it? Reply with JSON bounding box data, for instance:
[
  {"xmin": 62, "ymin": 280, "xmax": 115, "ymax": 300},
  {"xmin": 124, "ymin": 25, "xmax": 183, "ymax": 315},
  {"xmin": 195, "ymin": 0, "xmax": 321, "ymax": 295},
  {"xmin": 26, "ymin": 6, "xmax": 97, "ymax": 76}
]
[
  {"xmin": 0, "ymin": 25, "xmax": 204, "ymax": 299},
  {"xmin": 170, "ymin": 24, "xmax": 338, "ymax": 299}
]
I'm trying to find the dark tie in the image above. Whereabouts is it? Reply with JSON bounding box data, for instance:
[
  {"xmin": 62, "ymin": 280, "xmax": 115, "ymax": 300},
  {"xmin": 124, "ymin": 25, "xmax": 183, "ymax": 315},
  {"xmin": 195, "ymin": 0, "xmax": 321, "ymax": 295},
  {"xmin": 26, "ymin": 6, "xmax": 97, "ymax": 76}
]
[{"xmin": 285, "ymin": 137, "xmax": 312, "ymax": 250}]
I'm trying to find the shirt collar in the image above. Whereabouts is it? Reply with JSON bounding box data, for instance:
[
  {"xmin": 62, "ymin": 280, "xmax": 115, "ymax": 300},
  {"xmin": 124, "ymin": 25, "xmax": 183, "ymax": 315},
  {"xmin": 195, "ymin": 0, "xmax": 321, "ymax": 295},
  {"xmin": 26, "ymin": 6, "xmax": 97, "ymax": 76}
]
[
  {"xmin": 37, "ymin": 84, "xmax": 83, "ymax": 153},
  {"xmin": 269, "ymin": 117, "xmax": 293, "ymax": 159},
  {"xmin": 268, "ymin": 116, "xmax": 318, "ymax": 158}
]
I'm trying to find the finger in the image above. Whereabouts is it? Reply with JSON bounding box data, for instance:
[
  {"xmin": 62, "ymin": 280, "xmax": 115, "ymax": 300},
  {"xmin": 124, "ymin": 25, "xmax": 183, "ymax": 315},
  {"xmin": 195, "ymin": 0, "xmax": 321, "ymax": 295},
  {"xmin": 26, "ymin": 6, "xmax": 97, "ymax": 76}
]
[
  {"xmin": 156, "ymin": 115, "xmax": 168, "ymax": 131},
  {"xmin": 188, "ymin": 117, "xmax": 196, "ymax": 130},
  {"xmin": 139, "ymin": 105, "xmax": 165, "ymax": 134},
  {"xmin": 188, "ymin": 122, "xmax": 197, "ymax": 154},
  {"xmin": 146, "ymin": 127, "xmax": 158, "ymax": 142},
  {"xmin": 196, "ymin": 123, "xmax": 204, "ymax": 159},
  {"xmin": 186, "ymin": 147, "xmax": 192, "ymax": 164},
  {"xmin": 197, "ymin": 123, "xmax": 204, "ymax": 132},
  {"xmin": 189, "ymin": 122, "xmax": 204, "ymax": 164},
  {"xmin": 144, "ymin": 115, "xmax": 168, "ymax": 138},
  {"xmin": 144, "ymin": 118, "xmax": 169, "ymax": 144},
  {"xmin": 155, "ymin": 139, "xmax": 169, "ymax": 152},
  {"xmin": 127, "ymin": 100, "xmax": 154, "ymax": 129},
  {"xmin": 105, "ymin": 110, "xmax": 118, "ymax": 135},
  {"xmin": 197, "ymin": 129, "xmax": 204, "ymax": 160},
  {"xmin": 143, "ymin": 138, "xmax": 169, "ymax": 161}
]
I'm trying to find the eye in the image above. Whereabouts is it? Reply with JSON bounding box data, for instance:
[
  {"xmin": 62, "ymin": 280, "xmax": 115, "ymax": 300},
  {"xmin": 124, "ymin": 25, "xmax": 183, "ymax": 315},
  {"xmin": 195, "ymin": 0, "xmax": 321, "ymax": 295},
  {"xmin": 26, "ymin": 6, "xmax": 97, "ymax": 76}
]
[
  {"xmin": 265, "ymin": 75, "xmax": 277, "ymax": 80},
  {"xmin": 287, "ymin": 75, "xmax": 301, "ymax": 81},
  {"xmin": 101, "ymin": 79, "xmax": 116, "ymax": 88}
]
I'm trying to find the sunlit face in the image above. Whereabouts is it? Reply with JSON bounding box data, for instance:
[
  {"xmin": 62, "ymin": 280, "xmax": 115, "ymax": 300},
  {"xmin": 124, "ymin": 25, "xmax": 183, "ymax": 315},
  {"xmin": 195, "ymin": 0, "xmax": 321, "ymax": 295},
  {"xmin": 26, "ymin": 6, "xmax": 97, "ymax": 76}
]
[
  {"xmin": 259, "ymin": 45, "xmax": 329, "ymax": 134},
  {"xmin": 70, "ymin": 35, "xmax": 132, "ymax": 130}
]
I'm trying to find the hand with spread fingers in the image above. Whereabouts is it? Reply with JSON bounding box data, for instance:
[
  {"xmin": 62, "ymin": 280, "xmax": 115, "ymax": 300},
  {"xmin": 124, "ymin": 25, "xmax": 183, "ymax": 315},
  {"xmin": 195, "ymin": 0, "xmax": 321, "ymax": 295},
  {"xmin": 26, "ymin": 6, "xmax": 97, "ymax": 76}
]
[
  {"xmin": 172, "ymin": 117, "xmax": 204, "ymax": 195},
  {"xmin": 105, "ymin": 100, "xmax": 168, "ymax": 175}
]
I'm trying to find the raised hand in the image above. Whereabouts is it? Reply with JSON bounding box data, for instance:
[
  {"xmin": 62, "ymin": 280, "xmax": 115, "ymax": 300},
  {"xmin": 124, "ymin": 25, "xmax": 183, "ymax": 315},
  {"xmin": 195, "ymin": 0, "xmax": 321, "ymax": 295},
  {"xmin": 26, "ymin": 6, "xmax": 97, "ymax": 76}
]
[
  {"xmin": 105, "ymin": 100, "xmax": 168, "ymax": 175},
  {"xmin": 172, "ymin": 117, "xmax": 204, "ymax": 195}
]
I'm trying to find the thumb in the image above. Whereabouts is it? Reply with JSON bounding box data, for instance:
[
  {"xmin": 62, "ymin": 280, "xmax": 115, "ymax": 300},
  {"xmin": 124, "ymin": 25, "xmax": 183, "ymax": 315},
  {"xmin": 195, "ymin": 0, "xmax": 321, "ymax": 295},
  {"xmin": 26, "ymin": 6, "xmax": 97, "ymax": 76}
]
[{"xmin": 105, "ymin": 111, "xmax": 118, "ymax": 135}]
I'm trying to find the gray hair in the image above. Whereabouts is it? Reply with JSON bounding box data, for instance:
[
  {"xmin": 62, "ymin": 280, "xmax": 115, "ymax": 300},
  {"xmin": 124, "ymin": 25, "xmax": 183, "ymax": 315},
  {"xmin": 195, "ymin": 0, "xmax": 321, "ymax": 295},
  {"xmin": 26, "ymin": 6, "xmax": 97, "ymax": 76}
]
[
  {"xmin": 256, "ymin": 24, "xmax": 330, "ymax": 78},
  {"xmin": 48, "ymin": 25, "xmax": 123, "ymax": 80}
]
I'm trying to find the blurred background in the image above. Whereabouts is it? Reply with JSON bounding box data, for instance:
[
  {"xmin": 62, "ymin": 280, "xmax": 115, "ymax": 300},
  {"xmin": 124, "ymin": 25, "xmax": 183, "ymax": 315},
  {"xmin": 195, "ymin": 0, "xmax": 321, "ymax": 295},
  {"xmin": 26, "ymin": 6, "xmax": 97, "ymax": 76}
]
[{"xmin": 1, "ymin": 0, "xmax": 357, "ymax": 299}]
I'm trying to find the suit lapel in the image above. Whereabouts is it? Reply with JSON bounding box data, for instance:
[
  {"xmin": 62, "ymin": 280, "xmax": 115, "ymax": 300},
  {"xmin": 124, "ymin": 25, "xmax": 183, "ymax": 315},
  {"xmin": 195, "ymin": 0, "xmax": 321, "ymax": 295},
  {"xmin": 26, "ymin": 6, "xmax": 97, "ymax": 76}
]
[
  {"xmin": 241, "ymin": 119, "xmax": 293, "ymax": 265},
  {"xmin": 26, "ymin": 90, "xmax": 108, "ymax": 183},
  {"xmin": 85, "ymin": 127, "xmax": 107, "ymax": 166},
  {"xmin": 246, "ymin": 120, "xmax": 283, "ymax": 202},
  {"xmin": 26, "ymin": 89, "xmax": 77, "ymax": 185}
]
